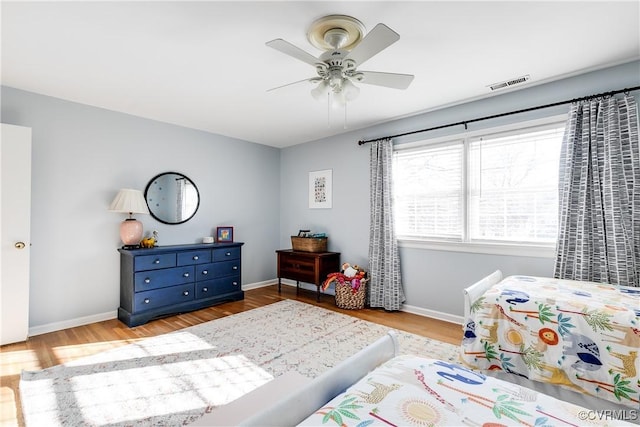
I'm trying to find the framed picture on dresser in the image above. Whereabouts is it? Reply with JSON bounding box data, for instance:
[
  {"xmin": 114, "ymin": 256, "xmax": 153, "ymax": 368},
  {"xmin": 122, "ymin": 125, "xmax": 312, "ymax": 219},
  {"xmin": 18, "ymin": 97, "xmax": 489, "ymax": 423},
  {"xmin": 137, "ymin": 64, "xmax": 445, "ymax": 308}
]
[{"xmin": 216, "ymin": 226, "xmax": 234, "ymax": 242}]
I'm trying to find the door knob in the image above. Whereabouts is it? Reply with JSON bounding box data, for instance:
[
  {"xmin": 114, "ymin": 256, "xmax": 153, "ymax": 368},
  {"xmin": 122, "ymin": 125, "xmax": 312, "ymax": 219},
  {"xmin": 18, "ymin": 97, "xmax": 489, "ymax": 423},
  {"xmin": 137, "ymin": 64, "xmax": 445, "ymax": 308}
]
[{"xmin": 15, "ymin": 242, "xmax": 26, "ymax": 249}]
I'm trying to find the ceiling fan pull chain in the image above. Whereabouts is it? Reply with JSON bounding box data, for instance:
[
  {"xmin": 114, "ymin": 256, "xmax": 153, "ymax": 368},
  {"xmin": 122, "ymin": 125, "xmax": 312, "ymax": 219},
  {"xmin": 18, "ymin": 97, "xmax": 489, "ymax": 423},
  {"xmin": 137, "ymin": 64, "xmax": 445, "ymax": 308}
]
[
  {"xmin": 327, "ymin": 92, "xmax": 331, "ymax": 127},
  {"xmin": 343, "ymin": 102, "xmax": 348, "ymax": 129}
]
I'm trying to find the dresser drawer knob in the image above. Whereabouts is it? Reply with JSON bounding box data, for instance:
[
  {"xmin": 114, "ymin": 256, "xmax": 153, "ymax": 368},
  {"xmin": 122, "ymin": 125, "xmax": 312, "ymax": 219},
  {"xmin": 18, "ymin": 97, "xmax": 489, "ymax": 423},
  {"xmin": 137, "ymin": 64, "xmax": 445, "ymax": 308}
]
[
  {"xmin": 225, "ymin": 252, "xmax": 231, "ymax": 256},
  {"xmin": 232, "ymin": 281, "xmax": 238, "ymax": 286},
  {"xmin": 144, "ymin": 278, "xmax": 151, "ymax": 284},
  {"xmin": 202, "ymin": 287, "xmax": 208, "ymax": 292},
  {"xmin": 202, "ymin": 270, "xmax": 208, "ymax": 275},
  {"xmin": 153, "ymin": 259, "xmax": 160, "ymax": 264},
  {"xmin": 183, "ymin": 272, "xmax": 190, "ymax": 278},
  {"xmin": 193, "ymin": 255, "xmax": 199, "ymax": 260},
  {"xmin": 144, "ymin": 298, "xmax": 150, "ymax": 304},
  {"xmin": 232, "ymin": 265, "xmax": 238, "ymax": 270},
  {"xmin": 183, "ymin": 291, "xmax": 189, "ymax": 296}
]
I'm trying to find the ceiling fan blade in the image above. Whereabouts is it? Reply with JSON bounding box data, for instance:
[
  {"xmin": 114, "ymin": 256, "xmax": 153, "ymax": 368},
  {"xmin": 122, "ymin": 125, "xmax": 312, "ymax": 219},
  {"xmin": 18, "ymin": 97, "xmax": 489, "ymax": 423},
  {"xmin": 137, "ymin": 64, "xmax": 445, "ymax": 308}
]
[
  {"xmin": 358, "ymin": 71, "xmax": 414, "ymax": 90},
  {"xmin": 344, "ymin": 23, "xmax": 400, "ymax": 66},
  {"xmin": 267, "ymin": 78, "xmax": 317, "ymax": 92},
  {"xmin": 266, "ymin": 39, "xmax": 320, "ymax": 67}
]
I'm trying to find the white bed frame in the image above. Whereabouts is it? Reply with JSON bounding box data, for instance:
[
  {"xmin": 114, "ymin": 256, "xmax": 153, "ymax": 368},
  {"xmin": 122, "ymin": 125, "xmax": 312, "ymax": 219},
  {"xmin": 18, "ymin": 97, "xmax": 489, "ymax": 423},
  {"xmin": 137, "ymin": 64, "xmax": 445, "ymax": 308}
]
[
  {"xmin": 192, "ymin": 331, "xmax": 399, "ymax": 426},
  {"xmin": 463, "ymin": 270, "xmax": 637, "ymax": 419}
]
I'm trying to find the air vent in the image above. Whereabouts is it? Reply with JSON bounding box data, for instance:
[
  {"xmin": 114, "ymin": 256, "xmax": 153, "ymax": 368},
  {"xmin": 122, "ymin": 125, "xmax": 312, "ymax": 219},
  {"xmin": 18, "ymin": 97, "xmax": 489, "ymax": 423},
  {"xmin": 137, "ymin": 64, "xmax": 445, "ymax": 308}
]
[{"xmin": 488, "ymin": 74, "xmax": 530, "ymax": 91}]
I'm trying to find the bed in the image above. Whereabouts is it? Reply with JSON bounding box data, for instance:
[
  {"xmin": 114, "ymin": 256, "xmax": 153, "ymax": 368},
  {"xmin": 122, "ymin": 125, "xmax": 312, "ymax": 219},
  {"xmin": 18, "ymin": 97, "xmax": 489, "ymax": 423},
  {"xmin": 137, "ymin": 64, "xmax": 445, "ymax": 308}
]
[
  {"xmin": 193, "ymin": 331, "xmax": 638, "ymax": 426},
  {"xmin": 462, "ymin": 271, "xmax": 640, "ymax": 412},
  {"xmin": 300, "ymin": 354, "xmax": 637, "ymax": 426}
]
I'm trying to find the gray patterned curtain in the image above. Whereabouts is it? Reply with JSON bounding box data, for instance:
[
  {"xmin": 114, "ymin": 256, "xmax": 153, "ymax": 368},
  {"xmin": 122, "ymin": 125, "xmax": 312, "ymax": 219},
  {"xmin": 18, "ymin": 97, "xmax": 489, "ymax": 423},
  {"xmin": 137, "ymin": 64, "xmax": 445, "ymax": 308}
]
[
  {"xmin": 369, "ymin": 138, "xmax": 406, "ymax": 309},
  {"xmin": 555, "ymin": 95, "xmax": 639, "ymax": 287}
]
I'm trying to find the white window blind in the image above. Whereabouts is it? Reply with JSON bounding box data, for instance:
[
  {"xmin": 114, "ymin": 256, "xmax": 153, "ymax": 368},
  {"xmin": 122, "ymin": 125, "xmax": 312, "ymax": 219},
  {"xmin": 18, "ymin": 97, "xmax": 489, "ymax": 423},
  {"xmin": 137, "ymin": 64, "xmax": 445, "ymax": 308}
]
[
  {"xmin": 394, "ymin": 141, "xmax": 464, "ymax": 240},
  {"xmin": 393, "ymin": 118, "xmax": 565, "ymax": 248},
  {"xmin": 468, "ymin": 124, "xmax": 564, "ymax": 243}
]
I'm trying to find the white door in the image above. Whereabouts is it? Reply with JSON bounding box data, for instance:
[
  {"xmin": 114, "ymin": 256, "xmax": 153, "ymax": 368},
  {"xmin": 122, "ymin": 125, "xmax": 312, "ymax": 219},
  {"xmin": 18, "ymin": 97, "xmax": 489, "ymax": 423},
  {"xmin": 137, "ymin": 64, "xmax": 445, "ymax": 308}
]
[{"xmin": 1, "ymin": 123, "xmax": 32, "ymax": 345}]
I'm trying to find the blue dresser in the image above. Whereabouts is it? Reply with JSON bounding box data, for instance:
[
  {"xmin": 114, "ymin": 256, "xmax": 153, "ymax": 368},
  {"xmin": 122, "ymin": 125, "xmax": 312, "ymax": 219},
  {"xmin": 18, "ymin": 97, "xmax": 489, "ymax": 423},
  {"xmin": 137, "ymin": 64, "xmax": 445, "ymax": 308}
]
[{"xmin": 118, "ymin": 242, "xmax": 244, "ymax": 327}]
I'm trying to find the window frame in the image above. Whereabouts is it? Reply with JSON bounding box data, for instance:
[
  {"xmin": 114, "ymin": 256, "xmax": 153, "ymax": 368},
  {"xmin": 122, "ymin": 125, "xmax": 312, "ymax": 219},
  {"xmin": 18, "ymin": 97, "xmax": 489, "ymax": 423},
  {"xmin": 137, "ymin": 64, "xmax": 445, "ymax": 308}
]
[{"xmin": 393, "ymin": 114, "xmax": 567, "ymax": 258}]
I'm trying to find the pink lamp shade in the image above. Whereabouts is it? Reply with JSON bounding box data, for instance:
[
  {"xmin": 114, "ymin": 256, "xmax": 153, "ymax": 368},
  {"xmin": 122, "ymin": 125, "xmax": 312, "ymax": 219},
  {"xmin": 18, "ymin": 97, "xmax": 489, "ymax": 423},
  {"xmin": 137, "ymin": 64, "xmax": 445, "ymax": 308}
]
[{"xmin": 109, "ymin": 188, "xmax": 149, "ymax": 248}]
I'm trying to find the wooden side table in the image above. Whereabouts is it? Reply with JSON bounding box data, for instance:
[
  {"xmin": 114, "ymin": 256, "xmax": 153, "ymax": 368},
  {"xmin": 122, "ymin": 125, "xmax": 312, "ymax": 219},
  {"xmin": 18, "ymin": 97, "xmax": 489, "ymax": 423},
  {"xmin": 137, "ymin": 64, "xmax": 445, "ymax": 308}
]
[{"xmin": 276, "ymin": 249, "xmax": 340, "ymax": 301}]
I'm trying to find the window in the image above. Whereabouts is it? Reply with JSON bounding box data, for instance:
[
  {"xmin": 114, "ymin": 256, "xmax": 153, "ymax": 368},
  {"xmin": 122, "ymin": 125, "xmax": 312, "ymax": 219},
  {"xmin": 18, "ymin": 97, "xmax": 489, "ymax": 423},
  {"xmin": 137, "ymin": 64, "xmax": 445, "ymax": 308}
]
[
  {"xmin": 393, "ymin": 118, "xmax": 565, "ymax": 251},
  {"xmin": 394, "ymin": 141, "xmax": 464, "ymax": 240}
]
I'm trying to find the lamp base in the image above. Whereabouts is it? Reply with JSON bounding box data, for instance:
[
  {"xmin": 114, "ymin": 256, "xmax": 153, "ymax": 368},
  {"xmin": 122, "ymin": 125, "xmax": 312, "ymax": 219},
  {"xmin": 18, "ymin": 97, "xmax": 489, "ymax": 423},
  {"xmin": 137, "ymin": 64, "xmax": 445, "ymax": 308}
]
[
  {"xmin": 120, "ymin": 218, "xmax": 143, "ymax": 247},
  {"xmin": 121, "ymin": 244, "xmax": 142, "ymax": 250}
]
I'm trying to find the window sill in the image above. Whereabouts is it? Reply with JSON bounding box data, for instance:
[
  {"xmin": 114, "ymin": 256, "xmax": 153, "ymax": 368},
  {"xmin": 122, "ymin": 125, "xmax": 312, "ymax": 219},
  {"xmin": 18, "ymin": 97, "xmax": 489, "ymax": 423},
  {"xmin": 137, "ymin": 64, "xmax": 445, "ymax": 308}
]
[{"xmin": 398, "ymin": 238, "xmax": 555, "ymax": 258}]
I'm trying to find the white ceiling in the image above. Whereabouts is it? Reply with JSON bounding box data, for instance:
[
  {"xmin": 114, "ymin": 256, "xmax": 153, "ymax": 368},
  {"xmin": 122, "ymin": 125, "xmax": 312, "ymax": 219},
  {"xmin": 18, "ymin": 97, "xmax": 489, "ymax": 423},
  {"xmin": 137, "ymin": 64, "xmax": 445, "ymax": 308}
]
[{"xmin": 2, "ymin": 1, "xmax": 639, "ymax": 148}]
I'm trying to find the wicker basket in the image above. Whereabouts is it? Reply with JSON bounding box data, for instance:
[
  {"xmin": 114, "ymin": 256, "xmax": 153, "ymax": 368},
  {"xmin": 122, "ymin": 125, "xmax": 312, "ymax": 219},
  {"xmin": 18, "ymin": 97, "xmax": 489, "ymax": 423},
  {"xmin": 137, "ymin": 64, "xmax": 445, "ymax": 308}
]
[
  {"xmin": 335, "ymin": 280, "xmax": 367, "ymax": 310},
  {"xmin": 291, "ymin": 236, "xmax": 327, "ymax": 252}
]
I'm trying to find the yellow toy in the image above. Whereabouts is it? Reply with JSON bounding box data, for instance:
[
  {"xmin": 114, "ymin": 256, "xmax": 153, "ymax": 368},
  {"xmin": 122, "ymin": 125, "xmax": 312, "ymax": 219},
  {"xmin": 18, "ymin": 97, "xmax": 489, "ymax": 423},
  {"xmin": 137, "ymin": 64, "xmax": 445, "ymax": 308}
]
[{"xmin": 140, "ymin": 230, "xmax": 158, "ymax": 248}]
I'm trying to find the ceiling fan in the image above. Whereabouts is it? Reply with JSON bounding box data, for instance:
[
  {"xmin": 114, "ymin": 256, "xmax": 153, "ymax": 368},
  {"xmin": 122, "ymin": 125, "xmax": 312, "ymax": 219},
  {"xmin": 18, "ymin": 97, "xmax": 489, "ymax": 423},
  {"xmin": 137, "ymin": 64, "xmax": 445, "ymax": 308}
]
[{"xmin": 266, "ymin": 15, "xmax": 414, "ymax": 107}]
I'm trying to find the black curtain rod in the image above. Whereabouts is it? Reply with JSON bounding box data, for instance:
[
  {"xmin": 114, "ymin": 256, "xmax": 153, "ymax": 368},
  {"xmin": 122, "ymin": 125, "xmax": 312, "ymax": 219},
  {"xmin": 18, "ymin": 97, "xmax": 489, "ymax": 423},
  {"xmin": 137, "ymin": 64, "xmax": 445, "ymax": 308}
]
[{"xmin": 357, "ymin": 85, "xmax": 640, "ymax": 145}]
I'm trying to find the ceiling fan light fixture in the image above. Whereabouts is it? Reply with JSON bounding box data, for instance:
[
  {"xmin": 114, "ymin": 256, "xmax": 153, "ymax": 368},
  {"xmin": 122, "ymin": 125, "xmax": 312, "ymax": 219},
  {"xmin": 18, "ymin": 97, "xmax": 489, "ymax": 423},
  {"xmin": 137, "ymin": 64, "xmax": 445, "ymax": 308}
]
[
  {"xmin": 342, "ymin": 79, "xmax": 360, "ymax": 102},
  {"xmin": 311, "ymin": 80, "xmax": 330, "ymax": 100}
]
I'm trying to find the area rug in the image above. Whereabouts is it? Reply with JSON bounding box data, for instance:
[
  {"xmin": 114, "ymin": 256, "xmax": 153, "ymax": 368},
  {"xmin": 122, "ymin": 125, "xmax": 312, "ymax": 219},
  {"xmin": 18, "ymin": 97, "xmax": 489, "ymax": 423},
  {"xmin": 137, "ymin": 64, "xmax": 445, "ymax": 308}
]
[{"xmin": 20, "ymin": 299, "xmax": 460, "ymax": 426}]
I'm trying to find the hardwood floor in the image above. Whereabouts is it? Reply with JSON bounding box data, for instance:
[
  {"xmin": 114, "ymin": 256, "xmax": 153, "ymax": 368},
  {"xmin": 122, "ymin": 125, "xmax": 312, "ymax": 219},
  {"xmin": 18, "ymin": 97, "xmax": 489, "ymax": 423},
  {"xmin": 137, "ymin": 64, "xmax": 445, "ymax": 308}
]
[{"xmin": 0, "ymin": 284, "xmax": 462, "ymax": 427}]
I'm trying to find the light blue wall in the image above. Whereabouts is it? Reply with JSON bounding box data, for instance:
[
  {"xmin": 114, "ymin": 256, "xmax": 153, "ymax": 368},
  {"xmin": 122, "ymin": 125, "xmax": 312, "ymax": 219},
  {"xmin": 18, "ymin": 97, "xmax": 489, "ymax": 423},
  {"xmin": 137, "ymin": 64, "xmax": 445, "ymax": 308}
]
[
  {"xmin": 280, "ymin": 60, "xmax": 640, "ymax": 319},
  {"xmin": 1, "ymin": 60, "xmax": 638, "ymax": 330},
  {"xmin": 1, "ymin": 87, "xmax": 281, "ymax": 328}
]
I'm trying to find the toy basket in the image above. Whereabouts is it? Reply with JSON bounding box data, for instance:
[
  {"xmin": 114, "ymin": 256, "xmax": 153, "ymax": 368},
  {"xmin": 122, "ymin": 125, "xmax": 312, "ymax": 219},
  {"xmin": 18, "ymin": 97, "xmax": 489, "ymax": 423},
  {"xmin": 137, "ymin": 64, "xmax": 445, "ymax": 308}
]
[
  {"xmin": 335, "ymin": 279, "xmax": 367, "ymax": 310},
  {"xmin": 291, "ymin": 236, "xmax": 327, "ymax": 252}
]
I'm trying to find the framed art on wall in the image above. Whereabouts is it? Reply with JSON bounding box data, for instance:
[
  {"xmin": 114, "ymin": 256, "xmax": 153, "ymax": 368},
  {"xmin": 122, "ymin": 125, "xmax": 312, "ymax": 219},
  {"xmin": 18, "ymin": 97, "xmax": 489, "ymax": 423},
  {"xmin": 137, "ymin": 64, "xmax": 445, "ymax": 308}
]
[
  {"xmin": 216, "ymin": 226, "xmax": 234, "ymax": 242},
  {"xmin": 309, "ymin": 169, "xmax": 332, "ymax": 209}
]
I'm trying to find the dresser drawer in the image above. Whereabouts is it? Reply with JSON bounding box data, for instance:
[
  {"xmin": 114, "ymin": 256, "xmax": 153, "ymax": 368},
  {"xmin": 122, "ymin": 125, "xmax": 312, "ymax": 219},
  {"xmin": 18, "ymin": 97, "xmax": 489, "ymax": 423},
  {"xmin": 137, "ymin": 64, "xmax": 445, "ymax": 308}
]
[
  {"xmin": 195, "ymin": 280, "xmax": 215, "ymax": 299},
  {"xmin": 177, "ymin": 250, "xmax": 212, "ymax": 266},
  {"xmin": 279, "ymin": 256, "xmax": 316, "ymax": 283},
  {"xmin": 214, "ymin": 275, "xmax": 241, "ymax": 295},
  {"xmin": 280, "ymin": 255, "xmax": 316, "ymax": 270},
  {"xmin": 195, "ymin": 263, "xmax": 215, "ymax": 281},
  {"xmin": 134, "ymin": 253, "xmax": 176, "ymax": 272},
  {"xmin": 134, "ymin": 283, "xmax": 194, "ymax": 312},
  {"xmin": 134, "ymin": 266, "xmax": 195, "ymax": 291},
  {"xmin": 213, "ymin": 247, "xmax": 240, "ymax": 261},
  {"xmin": 211, "ymin": 260, "xmax": 241, "ymax": 277},
  {"xmin": 196, "ymin": 276, "xmax": 241, "ymax": 299},
  {"xmin": 195, "ymin": 261, "xmax": 240, "ymax": 280}
]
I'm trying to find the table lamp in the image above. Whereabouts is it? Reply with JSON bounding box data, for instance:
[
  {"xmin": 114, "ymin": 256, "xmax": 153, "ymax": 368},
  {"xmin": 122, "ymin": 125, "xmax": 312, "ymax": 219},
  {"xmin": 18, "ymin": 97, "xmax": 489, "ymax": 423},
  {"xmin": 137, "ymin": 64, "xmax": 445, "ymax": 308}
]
[{"xmin": 109, "ymin": 188, "xmax": 149, "ymax": 248}]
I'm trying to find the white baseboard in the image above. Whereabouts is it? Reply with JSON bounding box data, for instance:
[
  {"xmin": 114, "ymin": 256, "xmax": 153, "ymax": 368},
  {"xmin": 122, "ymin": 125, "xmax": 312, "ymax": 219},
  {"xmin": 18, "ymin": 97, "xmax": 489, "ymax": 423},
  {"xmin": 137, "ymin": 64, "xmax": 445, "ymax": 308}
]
[
  {"xmin": 29, "ymin": 311, "xmax": 117, "ymax": 337},
  {"xmin": 265, "ymin": 279, "xmax": 464, "ymax": 325},
  {"xmin": 28, "ymin": 280, "xmax": 275, "ymax": 336},
  {"xmin": 401, "ymin": 304, "xmax": 464, "ymax": 325},
  {"xmin": 28, "ymin": 280, "xmax": 463, "ymax": 337},
  {"xmin": 241, "ymin": 279, "xmax": 278, "ymax": 291}
]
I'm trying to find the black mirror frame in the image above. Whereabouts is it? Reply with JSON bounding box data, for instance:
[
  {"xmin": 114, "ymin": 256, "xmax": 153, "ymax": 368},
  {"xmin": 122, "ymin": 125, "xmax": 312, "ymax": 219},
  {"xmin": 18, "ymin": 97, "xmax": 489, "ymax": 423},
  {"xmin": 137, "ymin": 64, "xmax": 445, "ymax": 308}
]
[{"xmin": 144, "ymin": 172, "xmax": 200, "ymax": 225}]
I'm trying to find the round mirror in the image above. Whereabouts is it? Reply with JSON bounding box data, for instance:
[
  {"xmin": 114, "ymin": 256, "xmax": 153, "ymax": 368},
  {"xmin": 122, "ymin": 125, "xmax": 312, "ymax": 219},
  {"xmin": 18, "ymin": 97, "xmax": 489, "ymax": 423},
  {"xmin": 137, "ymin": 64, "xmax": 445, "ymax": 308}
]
[{"xmin": 144, "ymin": 172, "xmax": 200, "ymax": 224}]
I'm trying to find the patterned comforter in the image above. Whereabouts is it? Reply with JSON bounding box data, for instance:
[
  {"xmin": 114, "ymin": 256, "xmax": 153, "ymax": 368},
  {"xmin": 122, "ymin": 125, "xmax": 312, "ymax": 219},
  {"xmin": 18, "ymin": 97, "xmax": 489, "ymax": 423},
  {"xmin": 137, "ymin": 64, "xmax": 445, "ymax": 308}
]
[
  {"xmin": 299, "ymin": 355, "xmax": 636, "ymax": 426},
  {"xmin": 461, "ymin": 275, "xmax": 640, "ymax": 409}
]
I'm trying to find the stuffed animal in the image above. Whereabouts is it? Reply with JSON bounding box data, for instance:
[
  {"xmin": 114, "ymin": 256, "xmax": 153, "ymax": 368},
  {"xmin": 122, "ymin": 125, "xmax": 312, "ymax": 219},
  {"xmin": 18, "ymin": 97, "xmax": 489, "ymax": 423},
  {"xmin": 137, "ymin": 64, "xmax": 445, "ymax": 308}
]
[
  {"xmin": 140, "ymin": 230, "xmax": 158, "ymax": 248},
  {"xmin": 140, "ymin": 238, "xmax": 155, "ymax": 248},
  {"xmin": 342, "ymin": 263, "xmax": 358, "ymax": 277},
  {"xmin": 322, "ymin": 262, "xmax": 367, "ymax": 292}
]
